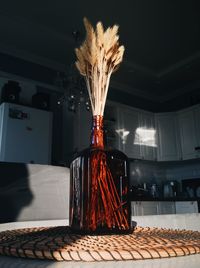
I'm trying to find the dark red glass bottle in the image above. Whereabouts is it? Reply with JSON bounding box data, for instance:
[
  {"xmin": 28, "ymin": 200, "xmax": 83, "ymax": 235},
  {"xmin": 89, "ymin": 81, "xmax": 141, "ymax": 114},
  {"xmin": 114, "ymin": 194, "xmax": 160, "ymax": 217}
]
[{"xmin": 70, "ymin": 115, "xmax": 131, "ymax": 233}]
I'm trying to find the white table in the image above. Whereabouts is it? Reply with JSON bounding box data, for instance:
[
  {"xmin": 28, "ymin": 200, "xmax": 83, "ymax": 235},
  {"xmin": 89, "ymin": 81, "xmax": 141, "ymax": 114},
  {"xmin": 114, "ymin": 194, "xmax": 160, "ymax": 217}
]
[{"xmin": 0, "ymin": 218, "xmax": 200, "ymax": 268}]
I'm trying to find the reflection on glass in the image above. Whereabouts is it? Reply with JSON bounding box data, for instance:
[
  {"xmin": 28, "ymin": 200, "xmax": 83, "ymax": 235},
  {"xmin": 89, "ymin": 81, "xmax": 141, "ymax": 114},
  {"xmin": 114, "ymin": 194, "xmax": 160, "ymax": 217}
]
[
  {"xmin": 116, "ymin": 129, "xmax": 130, "ymax": 144},
  {"xmin": 134, "ymin": 127, "xmax": 157, "ymax": 147}
]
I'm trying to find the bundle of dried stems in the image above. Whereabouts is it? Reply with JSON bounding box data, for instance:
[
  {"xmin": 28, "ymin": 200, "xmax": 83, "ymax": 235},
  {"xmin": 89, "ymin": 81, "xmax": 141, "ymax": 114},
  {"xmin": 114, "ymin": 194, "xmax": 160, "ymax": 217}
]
[
  {"xmin": 73, "ymin": 18, "xmax": 128, "ymax": 232},
  {"xmin": 75, "ymin": 17, "xmax": 124, "ymax": 116}
]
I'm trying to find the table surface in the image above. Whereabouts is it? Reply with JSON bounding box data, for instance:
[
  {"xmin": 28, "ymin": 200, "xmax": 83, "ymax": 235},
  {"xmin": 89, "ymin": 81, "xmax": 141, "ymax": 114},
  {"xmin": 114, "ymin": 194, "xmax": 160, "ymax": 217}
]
[{"xmin": 0, "ymin": 220, "xmax": 200, "ymax": 268}]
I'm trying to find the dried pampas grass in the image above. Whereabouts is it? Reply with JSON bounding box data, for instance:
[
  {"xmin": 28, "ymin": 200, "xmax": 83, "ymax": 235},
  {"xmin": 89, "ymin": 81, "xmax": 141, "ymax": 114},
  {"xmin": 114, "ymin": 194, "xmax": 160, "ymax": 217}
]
[{"xmin": 75, "ymin": 17, "xmax": 125, "ymax": 116}]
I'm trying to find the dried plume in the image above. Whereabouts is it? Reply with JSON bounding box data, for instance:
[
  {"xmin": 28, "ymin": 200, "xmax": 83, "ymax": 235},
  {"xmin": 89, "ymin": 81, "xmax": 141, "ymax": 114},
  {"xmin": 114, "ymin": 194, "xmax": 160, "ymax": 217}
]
[{"xmin": 75, "ymin": 17, "xmax": 125, "ymax": 116}]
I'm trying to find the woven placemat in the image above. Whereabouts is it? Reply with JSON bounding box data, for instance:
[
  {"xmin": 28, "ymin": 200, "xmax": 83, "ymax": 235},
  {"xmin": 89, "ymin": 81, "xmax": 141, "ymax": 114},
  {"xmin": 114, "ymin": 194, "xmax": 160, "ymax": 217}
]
[{"xmin": 0, "ymin": 226, "xmax": 200, "ymax": 262}]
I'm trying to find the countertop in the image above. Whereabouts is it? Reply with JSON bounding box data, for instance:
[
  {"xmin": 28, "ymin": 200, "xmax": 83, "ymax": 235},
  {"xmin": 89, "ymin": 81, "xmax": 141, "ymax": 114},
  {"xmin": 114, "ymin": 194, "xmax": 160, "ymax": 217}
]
[
  {"xmin": 0, "ymin": 218, "xmax": 200, "ymax": 268},
  {"xmin": 130, "ymin": 197, "xmax": 199, "ymax": 201}
]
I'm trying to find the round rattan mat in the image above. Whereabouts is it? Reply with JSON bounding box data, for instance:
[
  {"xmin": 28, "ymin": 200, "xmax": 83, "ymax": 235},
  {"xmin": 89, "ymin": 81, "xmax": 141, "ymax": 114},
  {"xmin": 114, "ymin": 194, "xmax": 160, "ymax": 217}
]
[{"xmin": 0, "ymin": 226, "xmax": 200, "ymax": 262}]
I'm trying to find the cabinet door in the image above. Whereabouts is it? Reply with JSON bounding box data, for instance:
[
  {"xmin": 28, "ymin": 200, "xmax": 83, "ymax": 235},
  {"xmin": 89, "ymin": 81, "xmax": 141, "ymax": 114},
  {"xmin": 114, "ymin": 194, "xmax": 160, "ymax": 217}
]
[
  {"xmin": 140, "ymin": 202, "xmax": 159, "ymax": 215},
  {"xmin": 139, "ymin": 112, "xmax": 157, "ymax": 160},
  {"xmin": 159, "ymin": 202, "xmax": 175, "ymax": 214},
  {"xmin": 0, "ymin": 105, "xmax": 3, "ymax": 157},
  {"xmin": 104, "ymin": 104, "xmax": 118, "ymax": 149},
  {"xmin": 73, "ymin": 104, "xmax": 91, "ymax": 152},
  {"xmin": 175, "ymin": 201, "xmax": 198, "ymax": 214},
  {"xmin": 131, "ymin": 202, "xmax": 143, "ymax": 216},
  {"xmin": 117, "ymin": 108, "xmax": 141, "ymax": 159},
  {"xmin": 194, "ymin": 106, "xmax": 200, "ymax": 157},
  {"xmin": 155, "ymin": 113, "xmax": 181, "ymax": 161},
  {"xmin": 178, "ymin": 110, "xmax": 197, "ymax": 160}
]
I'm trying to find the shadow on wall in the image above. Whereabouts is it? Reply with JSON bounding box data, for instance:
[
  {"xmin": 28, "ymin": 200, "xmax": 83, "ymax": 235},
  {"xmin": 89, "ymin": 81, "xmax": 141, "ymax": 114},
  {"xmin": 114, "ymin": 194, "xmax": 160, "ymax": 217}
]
[{"xmin": 0, "ymin": 162, "xmax": 33, "ymax": 223}]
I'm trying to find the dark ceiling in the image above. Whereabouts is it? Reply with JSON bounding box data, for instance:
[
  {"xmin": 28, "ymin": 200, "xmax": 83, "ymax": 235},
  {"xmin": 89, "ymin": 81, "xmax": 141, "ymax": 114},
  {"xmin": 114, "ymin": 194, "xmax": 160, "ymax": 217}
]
[{"xmin": 0, "ymin": 0, "xmax": 200, "ymax": 104}]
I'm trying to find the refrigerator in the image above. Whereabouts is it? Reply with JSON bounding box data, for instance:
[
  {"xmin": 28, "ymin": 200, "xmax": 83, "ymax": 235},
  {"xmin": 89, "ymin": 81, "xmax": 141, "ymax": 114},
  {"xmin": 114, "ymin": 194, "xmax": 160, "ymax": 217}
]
[{"xmin": 0, "ymin": 102, "xmax": 52, "ymax": 164}]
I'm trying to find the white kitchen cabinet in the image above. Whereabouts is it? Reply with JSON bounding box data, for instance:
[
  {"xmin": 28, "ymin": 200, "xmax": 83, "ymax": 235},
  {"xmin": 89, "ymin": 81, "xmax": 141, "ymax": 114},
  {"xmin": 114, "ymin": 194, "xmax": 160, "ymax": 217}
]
[
  {"xmin": 131, "ymin": 201, "xmax": 198, "ymax": 216},
  {"xmin": 104, "ymin": 104, "xmax": 119, "ymax": 149},
  {"xmin": 138, "ymin": 112, "xmax": 157, "ymax": 160},
  {"xmin": 155, "ymin": 113, "xmax": 181, "ymax": 161},
  {"xmin": 117, "ymin": 107, "xmax": 141, "ymax": 159},
  {"xmin": 72, "ymin": 101, "xmax": 200, "ymax": 161},
  {"xmin": 158, "ymin": 202, "xmax": 176, "ymax": 214},
  {"xmin": 73, "ymin": 104, "xmax": 91, "ymax": 152},
  {"xmin": 194, "ymin": 105, "xmax": 200, "ymax": 157},
  {"xmin": 178, "ymin": 107, "xmax": 199, "ymax": 160},
  {"xmin": 131, "ymin": 201, "xmax": 159, "ymax": 216},
  {"xmin": 175, "ymin": 201, "xmax": 198, "ymax": 214},
  {"xmin": 141, "ymin": 201, "xmax": 160, "ymax": 215},
  {"xmin": 131, "ymin": 201, "xmax": 142, "ymax": 216},
  {"xmin": 116, "ymin": 105, "xmax": 157, "ymax": 160}
]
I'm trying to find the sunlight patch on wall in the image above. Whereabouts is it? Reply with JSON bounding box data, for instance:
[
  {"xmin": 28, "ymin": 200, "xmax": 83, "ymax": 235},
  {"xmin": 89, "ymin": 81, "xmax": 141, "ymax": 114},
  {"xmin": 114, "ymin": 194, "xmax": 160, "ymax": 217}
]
[
  {"xmin": 116, "ymin": 129, "xmax": 130, "ymax": 144},
  {"xmin": 134, "ymin": 127, "xmax": 157, "ymax": 147}
]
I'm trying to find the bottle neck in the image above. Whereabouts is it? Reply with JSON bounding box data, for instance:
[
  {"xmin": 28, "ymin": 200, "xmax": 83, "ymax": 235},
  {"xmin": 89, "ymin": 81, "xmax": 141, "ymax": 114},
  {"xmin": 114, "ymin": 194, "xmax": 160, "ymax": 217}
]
[{"xmin": 90, "ymin": 115, "xmax": 104, "ymax": 148}]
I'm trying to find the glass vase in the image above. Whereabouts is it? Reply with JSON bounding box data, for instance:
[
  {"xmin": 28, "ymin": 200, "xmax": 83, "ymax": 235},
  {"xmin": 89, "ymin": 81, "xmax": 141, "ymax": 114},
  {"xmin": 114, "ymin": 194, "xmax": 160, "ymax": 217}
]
[{"xmin": 69, "ymin": 115, "xmax": 132, "ymax": 234}]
